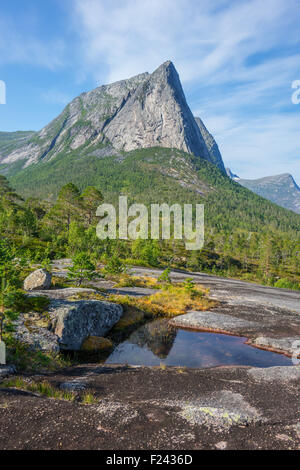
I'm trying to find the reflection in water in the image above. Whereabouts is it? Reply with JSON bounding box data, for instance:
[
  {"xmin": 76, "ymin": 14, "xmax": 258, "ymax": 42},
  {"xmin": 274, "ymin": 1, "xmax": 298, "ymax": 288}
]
[
  {"xmin": 106, "ymin": 319, "xmax": 293, "ymax": 368},
  {"xmin": 128, "ymin": 319, "xmax": 177, "ymax": 358}
]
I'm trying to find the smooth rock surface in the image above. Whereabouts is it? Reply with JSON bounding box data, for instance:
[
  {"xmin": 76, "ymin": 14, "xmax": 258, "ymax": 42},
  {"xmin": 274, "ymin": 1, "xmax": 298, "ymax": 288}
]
[
  {"xmin": 178, "ymin": 390, "xmax": 262, "ymax": 430},
  {"xmin": 252, "ymin": 336, "xmax": 300, "ymax": 356},
  {"xmin": 170, "ymin": 311, "xmax": 259, "ymax": 333},
  {"xmin": 248, "ymin": 366, "xmax": 300, "ymax": 382},
  {"xmin": 24, "ymin": 269, "xmax": 52, "ymax": 291},
  {"xmin": 30, "ymin": 287, "xmax": 97, "ymax": 300},
  {"xmin": 1, "ymin": 364, "xmax": 300, "ymax": 449}
]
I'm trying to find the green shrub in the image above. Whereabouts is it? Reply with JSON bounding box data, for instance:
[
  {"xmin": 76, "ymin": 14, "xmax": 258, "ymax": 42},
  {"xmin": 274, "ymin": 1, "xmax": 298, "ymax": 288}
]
[
  {"xmin": 274, "ymin": 278, "xmax": 299, "ymax": 290},
  {"xmin": 158, "ymin": 268, "xmax": 171, "ymax": 284},
  {"xmin": 103, "ymin": 253, "xmax": 127, "ymax": 276}
]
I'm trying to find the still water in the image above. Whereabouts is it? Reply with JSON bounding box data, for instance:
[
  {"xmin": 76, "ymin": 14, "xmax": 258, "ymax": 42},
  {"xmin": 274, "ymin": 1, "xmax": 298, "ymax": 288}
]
[{"xmin": 106, "ymin": 319, "xmax": 293, "ymax": 368}]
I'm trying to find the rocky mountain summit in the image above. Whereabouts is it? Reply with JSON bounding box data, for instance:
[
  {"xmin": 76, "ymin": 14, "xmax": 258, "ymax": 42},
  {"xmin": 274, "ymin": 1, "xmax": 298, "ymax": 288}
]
[
  {"xmin": 227, "ymin": 169, "xmax": 300, "ymax": 214},
  {"xmin": 0, "ymin": 61, "xmax": 225, "ymax": 174}
]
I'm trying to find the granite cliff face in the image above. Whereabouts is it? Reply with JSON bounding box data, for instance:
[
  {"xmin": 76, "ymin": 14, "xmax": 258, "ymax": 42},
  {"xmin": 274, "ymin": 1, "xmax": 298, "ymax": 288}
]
[
  {"xmin": 195, "ymin": 117, "xmax": 225, "ymax": 172},
  {"xmin": 227, "ymin": 169, "xmax": 300, "ymax": 214},
  {"xmin": 103, "ymin": 61, "xmax": 216, "ymax": 164},
  {"xmin": 0, "ymin": 61, "xmax": 226, "ymax": 173}
]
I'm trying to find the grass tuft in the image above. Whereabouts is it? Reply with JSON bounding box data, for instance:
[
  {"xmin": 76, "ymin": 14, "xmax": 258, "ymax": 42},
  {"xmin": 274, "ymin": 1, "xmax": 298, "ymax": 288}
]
[
  {"xmin": 2, "ymin": 377, "xmax": 76, "ymax": 402},
  {"xmin": 81, "ymin": 392, "xmax": 98, "ymax": 405}
]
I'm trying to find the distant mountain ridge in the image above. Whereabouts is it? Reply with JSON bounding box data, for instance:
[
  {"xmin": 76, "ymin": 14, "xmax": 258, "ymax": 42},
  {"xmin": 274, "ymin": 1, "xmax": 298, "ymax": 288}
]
[
  {"xmin": 226, "ymin": 168, "xmax": 300, "ymax": 214},
  {"xmin": 0, "ymin": 61, "xmax": 225, "ymax": 174}
]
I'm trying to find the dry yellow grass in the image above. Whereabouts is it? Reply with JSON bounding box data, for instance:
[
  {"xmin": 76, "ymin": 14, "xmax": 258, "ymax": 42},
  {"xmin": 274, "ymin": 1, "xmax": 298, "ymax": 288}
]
[
  {"xmin": 115, "ymin": 274, "xmax": 160, "ymax": 289},
  {"xmin": 109, "ymin": 283, "xmax": 216, "ymax": 318},
  {"xmin": 81, "ymin": 392, "xmax": 98, "ymax": 405}
]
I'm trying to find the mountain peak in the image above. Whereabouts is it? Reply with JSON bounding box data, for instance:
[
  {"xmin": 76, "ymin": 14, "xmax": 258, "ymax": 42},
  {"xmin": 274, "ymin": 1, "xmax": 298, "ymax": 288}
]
[
  {"xmin": 227, "ymin": 170, "xmax": 300, "ymax": 214},
  {"xmin": 0, "ymin": 61, "xmax": 226, "ymax": 173},
  {"xmin": 151, "ymin": 60, "xmax": 179, "ymax": 83},
  {"xmin": 159, "ymin": 59, "xmax": 174, "ymax": 69}
]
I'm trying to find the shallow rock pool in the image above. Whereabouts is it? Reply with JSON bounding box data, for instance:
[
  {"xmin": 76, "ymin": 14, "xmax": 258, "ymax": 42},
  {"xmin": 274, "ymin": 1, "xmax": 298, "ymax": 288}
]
[{"xmin": 105, "ymin": 319, "xmax": 293, "ymax": 368}]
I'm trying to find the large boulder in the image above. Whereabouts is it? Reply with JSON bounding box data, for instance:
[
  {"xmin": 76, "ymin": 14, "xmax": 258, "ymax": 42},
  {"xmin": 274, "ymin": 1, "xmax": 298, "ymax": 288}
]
[
  {"xmin": 50, "ymin": 300, "xmax": 123, "ymax": 350},
  {"xmin": 24, "ymin": 269, "xmax": 52, "ymax": 291}
]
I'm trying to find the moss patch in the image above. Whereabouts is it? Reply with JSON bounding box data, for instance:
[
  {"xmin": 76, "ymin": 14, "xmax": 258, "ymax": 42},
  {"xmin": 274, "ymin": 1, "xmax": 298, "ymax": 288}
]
[{"xmin": 81, "ymin": 336, "xmax": 113, "ymax": 352}]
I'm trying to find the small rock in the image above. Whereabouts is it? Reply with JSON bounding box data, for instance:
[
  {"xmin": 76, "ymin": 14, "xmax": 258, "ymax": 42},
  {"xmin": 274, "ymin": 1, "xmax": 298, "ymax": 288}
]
[
  {"xmin": 215, "ymin": 441, "xmax": 227, "ymax": 450},
  {"xmin": 81, "ymin": 336, "xmax": 113, "ymax": 352},
  {"xmin": 276, "ymin": 434, "xmax": 292, "ymax": 442},
  {"xmin": 60, "ymin": 381, "xmax": 86, "ymax": 391},
  {"xmin": 0, "ymin": 365, "xmax": 16, "ymax": 379},
  {"xmin": 24, "ymin": 269, "xmax": 52, "ymax": 291}
]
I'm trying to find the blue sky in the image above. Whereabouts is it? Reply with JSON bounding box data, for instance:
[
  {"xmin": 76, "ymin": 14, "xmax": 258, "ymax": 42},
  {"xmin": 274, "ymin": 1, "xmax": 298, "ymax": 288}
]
[{"xmin": 0, "ymin": 0, "xmax": 300, "ymax": 182}]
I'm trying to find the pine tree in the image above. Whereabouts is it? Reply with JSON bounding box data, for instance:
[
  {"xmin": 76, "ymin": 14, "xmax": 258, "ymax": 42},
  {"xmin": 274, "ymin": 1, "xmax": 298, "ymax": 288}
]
[
  {"xmin": 46, "ymin": 183, "xmax": 83, "ymax": 234},
  {"xmin": 81, "ymin": 186, "xmax": 103, "ymax": 226},
  {"xmin": 67, "ymin": 253, "xmax": 97, "ymax": 286}
]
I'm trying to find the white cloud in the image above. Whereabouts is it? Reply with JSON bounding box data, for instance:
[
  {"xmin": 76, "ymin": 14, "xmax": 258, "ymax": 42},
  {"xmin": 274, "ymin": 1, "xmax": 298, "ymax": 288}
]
[
  {"xmin": 72, "ymin": 0, "xmax": 299, "ymax": 84},
  {"xmin": 42, "ymin": 89, "xmax": 72, "ymax": 105},
  {"xmin": 203, "ymin": 112, "xmax": 300, "ymax": 184},
  {"xmin": 0, "ymin": 17, "xmax": 65, "ymax": 70}
]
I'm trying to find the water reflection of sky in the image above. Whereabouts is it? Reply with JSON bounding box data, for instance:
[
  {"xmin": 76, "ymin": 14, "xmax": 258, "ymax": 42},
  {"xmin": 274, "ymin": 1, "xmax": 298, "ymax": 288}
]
[{"xmin": 106, "ymin": 326, "xmax": 293, "ymax": 368}]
